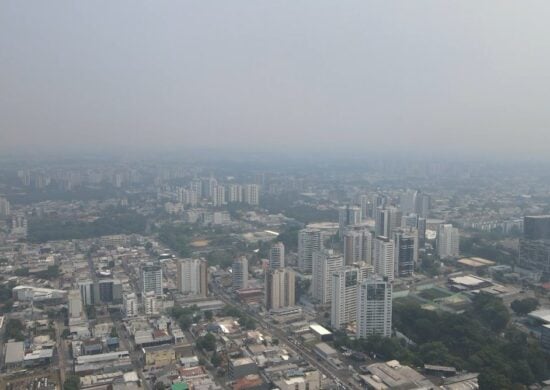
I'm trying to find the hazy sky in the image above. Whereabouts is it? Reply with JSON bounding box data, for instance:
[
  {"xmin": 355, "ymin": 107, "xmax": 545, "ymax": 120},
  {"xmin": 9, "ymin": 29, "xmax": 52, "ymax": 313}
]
[{"xmin": 2, "ymin": 1, "xmax": 550, "ymax": 158}]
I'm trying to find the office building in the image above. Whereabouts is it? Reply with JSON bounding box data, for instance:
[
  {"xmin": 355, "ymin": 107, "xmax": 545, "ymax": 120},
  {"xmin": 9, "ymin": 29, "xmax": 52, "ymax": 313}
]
[
  {"xmin": 359, "ymin": 195, "xmax": 369, "ymax": 219},
  {"xmin": 232, "ymin": 257, "xmax": 249, "ymax": 290},
  {"xmin": 68, "ymin": 290, "xmax": 83, "ymax": 319},
  {"xmin": 79, "ymin": 280, "xmax": 95, "ymax": 306},
  {"xmin": 97, "ymin": 279, "xmax": 122, "ymax": 303},
  {"xmin": 400, "ymin": 190, "xmax": 418, "ymax": 215},
  {"xmin": 343, "ymin": 227, "xmax": 372, "ymax": 265},
  {"xmin": 415, "ymin": 192, "xmax": 431, "ymax": 218},
  {"xmin": 243, "ymin": 184, "xmax": 259, "ymax": 206},
  {"xmin": 312, "ymin": 250, "xmax": 343, "ymax": 304},
  {"xmin": 519, "ymin": 216, "xmax": 550, "ymax": 274},
  {"xmin": 176, "ymin": 259, "xmax": 208, "ymax": 297},
  {"xmin": 331, "ymin": 267, "xmax": 361, "ymax": 329},
  {"xmin": 374, "ymin": 207, "xmax": 402, "ymax": 238},
  {"xmin": 374, "ymin": 236, "xmax": 395, "ymax": 282},
  {"xmin": 393, "ymin": 229, "xmax": 418, "ymax": 277},
  {"xmin": 142, "ymin": 264, "xmax": 163, "ymax": 296},
  {"xmin": 357, "ymin": 276, "xmax": 392, "ymax": 338},
  {"xmin": 437, "ymin": 224, "xmax": 460, "ymax": 259},
  {"xmin": 269, "ymin": 242, "xmax": 285, "ymax": 269},
  {"xmin": 370, "ymin": 194, "xmax": 387, "ymax": 217},
  {"xmin": 123, "ymin": 292, "xmax": 138, "ymax": 317},
  {"xmin": 298, "ymin": 228, "xmax": 322, "ymax": 274},
  {"xmin": 265, "ymin": 268, "xmax": 295, "ymax": 310},
  {"xmin": 339, "ymin": 205, "xmax": 362, "ymax": 236}
]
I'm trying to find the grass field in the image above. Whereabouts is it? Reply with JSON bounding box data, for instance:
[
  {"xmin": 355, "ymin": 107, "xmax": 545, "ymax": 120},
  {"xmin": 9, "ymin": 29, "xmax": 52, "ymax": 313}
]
[{"xmin": 418, "ymin": 288, "xmax": 452, "ymax": 301}]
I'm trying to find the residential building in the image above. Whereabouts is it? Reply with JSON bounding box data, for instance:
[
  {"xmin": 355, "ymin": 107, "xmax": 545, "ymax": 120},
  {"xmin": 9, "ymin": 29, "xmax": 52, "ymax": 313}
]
[
  {"xmin": 437, "ymin": 224, "xmax": 460, "ymax": 259},
  {"xmin": 373, "ymin": 236, "xmax": 395, "ymax": 282},
  {"xmin": 144, "ymin": 291, "xmax": 158, "ymax": 316},
  {"xmin": 176, "ymin": 258, "xmax": 208, "ymax": 297},
  {"xmin": 374, "ymin": 207, "xmax": 402, "ymax": 238},
  {"xmin": 312, "ymin": 250, "xmax": 343, "ymax": 304},
  {"xmin": 123, "ymin": 292, "xmax": 138, "ymax": 317},
  {"xmin": 243, "ymin": 184, "xmax": 259, "ymax": 206},
  {"xmin": 357, "ymin": 276, "xmax": 392, "ymax": 338},
  {"xmin": 343, "ymin": 226, "xmax": 372, "ymax": 265},
  {"xmin": 213, "ymin": 185, "xmax": 226, "ymax": 207},
  {"xmin": 269, "ymin": 242, "xmax": 285, "ymax": 269},
  {"xmin": 228, "ymin": 184, "xmax": 243, "ymax": 203},
  {"xmin": 265, "ymin": 268, "xmax": 295, "ymax": 311},
  {"xmin": 298, "ymin": 228, "xmax": 322, "ymax": 274},
  {"xmin": 338, "ymin": 205, "xmax": 362, "ymax": 236},
  {"xmin": 331, "ymin": 267, "xmax": 361, "ymax": 329}
]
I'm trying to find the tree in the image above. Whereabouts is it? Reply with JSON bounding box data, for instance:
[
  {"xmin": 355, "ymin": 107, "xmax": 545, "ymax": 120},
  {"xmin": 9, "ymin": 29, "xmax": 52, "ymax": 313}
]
[
  {"xmin": 204, "ymin": 310, "xmax": 213, "ymax": 321},
  {"xmin": 511, "ymin": 298, "xmax": 539, "ymax": 316},
  {"xmin": 110, "ymin": 327, "xmax": 118, "ymax": 338},
  {"xmin": 197, "ymin": 333, "xmax": 217, "ymax": 351},
  {"xmin": 62, "ymin": 329, "xmax": 71, "ymax": 339},
  {"xmin": 64, "ymin": 375, "xmax": 81, "ymax": 390},
  {"xmin": 211, "ymin": 352, "xmax": 222, "ymax": 367}
]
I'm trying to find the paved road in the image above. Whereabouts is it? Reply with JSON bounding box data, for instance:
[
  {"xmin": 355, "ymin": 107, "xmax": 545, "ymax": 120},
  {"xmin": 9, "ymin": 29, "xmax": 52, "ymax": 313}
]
[
  {"xmin": 212, "ymin": 287, "xmax": 359, "ymax": 390},
  {"xmin": 55, "ymin": 320, "xmax": 68, "ymax": 385}
]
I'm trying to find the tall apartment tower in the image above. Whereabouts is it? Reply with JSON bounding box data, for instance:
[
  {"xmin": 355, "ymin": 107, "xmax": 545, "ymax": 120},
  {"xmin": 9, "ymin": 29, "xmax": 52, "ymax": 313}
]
[
  {"xmin": 393, "ymin": 229, "xmax": 418, "ymax": 278},
  {"xmin": 142, "ymin": 263, "xmax": 163, "ymax": 296},
  {"xmin": 339, "ymin": 205, "xmax": 362, "ymax": 236},
  {"xmin": 298, "ymin": 228, "xmax": 322, "ymax": 274},
  {"xmin": 213, "ymin": 185, "xmax": 226, "ymax": 207},
  {"xmin": 437, "ymin": 224, "xmax": 460, "ymax": 259},
  {"xmin": 227, "ymin": 184, "xmax": 243, "ymax": 203},
  {"xmin": 143, "ymin": 291, "xmax": 158, "ymax": 316},
  {"xmin": 374, "ymin": 207, "xmax": 402, "ymax": 238},
  {"xmin": 269, "ymin": 242, "xmax": 285, "ymax": 269},
  {"xmin": 331, "ymin": 267, "xmax": 361, "ymax": 329},
  {"xmin": 0, "ymin": 197, "xmax": 10, "ymax": 217},
  {"xmin": 79, "ymin": 280, "xmax": 95, "ymax": 306},
  {"xmin": 123, "ymin": 292, "xmax": 138, "ymax": 317},
  {"xmin": 312, "ymin": 250, "xmax": 343, "ymax": 304},
  {"xmin": 243, "ymin": 184, "xmax": 259, "ymax": 206},
  {"xmin": 343, "ymin": 227, "xmax": 372, "ymax": 265},
  {"xmin": 357, "ymin": 276, "xmax": 392, "ymax": 338},
  {"xmin": 373, "ymin": 236, "xmax": 395, "ymax": 282},
  {"xmin": 265, "ymin": 268, "xmax": 296, "ymax": 310},
  {"xmin": 370, "ymin": 194, "xmax": 387, "ymax": 218},
  {"xmin": 232, "ymin": 257, "xmax": 249, "ymax": 290},
  {"xmin": 176, "ymin": 259, "xmax": 208, "ymax": 297},
  {"xmin": 359, "ymin": 195, "xmax": 369, "ymax": 220}
]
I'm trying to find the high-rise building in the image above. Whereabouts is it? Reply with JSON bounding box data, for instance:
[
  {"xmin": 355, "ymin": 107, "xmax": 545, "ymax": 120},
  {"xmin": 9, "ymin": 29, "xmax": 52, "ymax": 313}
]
[
  {"xmin": 176, "ymin": 259, "xmax": 208, "ymax": 297},
  {"xmin": 357, "ymin": 276, "xmax": 392, "ymax": 338},
  {"xmin": 79, "ymin": 280, "xmax": 95, "ymax": 306},
  {"xmin": 524, "ymin": 216, "xmax": 550, "ymax": 240},
  {"xmin": 97, "ymin": 279, "xmax": 122, "ymax": 303},
  {"xmin": 298, "ymin": 228, "xmax": 322, "ymax": 274},
  {"xmin": 213, "ymin": 185, "xmax": 226, "ymax": 207},
  {"xmin": 312, "ymin": 250, "xmax": 343, "ymax": 304},
  {"xmin": 417, "ymin": 218, "xmax": 427, "ymax": 248},
  {"xmin": 339, "ymin": 205, "xmax": 362, "ymax": 236},
  {"xmin": 11, "ymin": 214, "xmax": 28, "ymax": 238},
  {"xmin": 0, "ymin": 197, "xmax": 10, "ymax": 217},
  {"xmin": 68, "ymin": 290, "xmax": 83, "ymax": 319},
  {"xmin": 370, "ymin": 194, "xmax": 387, "ymax": 218},
  {"xmin": 243, "ymin": 184, "xmax": 259, "ymax": 205},
  {"xmin": 519, "ymin": 216, "xmax": 550, "ymax": 274},
  {"xmin": 373, "ymin": 236, "xmax": 395, "ymax": 282},
  {"xmin": 123, "ymin": 292, "xmax": 138, "ymax": 317},
  {"xmin": 374, "ymin": 207, "xmax": 402, "ymax": 238},
  {"xmin": 269, "ymin": 242, "xmax": 285, "ymax": 269},
  {"xmin": 331, "ymin": 267, "xmax": 361, "ymax": 329},
  {"xmin": 265, "ymin": 268, "xmax": 296, "ymax": 310},
  {"xmin": 227, "ymin": 184, "xmax": 243, "ymax": 203},
  {"xmin": 190, "ymin": 179, "xmax": 202, "ymax": 198},
  {"xmin": 232, "ymin": 257, "xmax": 249, "ymax": 290},
  {"xmin": 178, "ymin": 188, "xmax": 198, "ymax": 207},
  {"xmin": 144, "ymin": 291, "xmax": 158, "ymax": 316},
  {"xmin": 359, "ymin": 195, "xmax": 369, "ymax": 220},
  {"xmin": 343, "ymin": 227, "xmax": 372, "ymax": 265},
  {"xmin": 142, "ymin": 264, "xmax": 163, "ymax": 296},
  {"xmin": 437, "ymin": 224, "xmax": 460, "ymax": 259},
  {"xmin": 400, "ymin": 190, "xmax": 418, "ymax": 215},
  {"xmin": 393, "ymin": 229, "xmax": 418, "ymax": 277},
  {"xmin": 415, "ymin": 192, "xmax": 431, "ymax": 218}
]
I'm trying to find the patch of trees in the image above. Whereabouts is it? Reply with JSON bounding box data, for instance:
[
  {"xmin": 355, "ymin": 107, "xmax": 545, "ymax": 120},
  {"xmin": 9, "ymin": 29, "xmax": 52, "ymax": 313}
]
[
  {"xmin": 158, "ymin": 223, "xmax": 192, "ymax": 257},
  {"xmin": 4, "ymin": 318, "xmax": 25, "ymax": 341},
  {"xmin": 221, "ymin": 305, "xmax": 256, "ymax": 330},
  {"xmin": 196, "ymin": 333, "xmax": 217, "ymax": 351},
  {"xmin": 63, "ymin": 375, "xmax": 81, "ymax": 390},
  {"xmin": 28, "ymin": 208, "xmax": 146, "ymax": 243},
  {"xmin": 170, "ymin": 304, "xmax": 201, "ymax": 331},
  {"xmin": 511, "ymin": 298, "xmax": 539, "ymax": 316}
]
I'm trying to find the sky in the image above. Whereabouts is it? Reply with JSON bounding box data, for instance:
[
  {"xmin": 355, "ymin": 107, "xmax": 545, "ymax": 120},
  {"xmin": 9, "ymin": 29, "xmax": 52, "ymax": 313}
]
[{"xmin": 1, "ymin": 1, "xmax": 550, "ymax": 159}]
